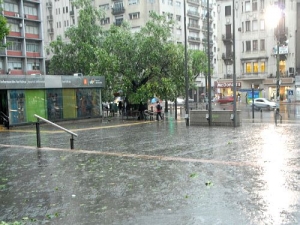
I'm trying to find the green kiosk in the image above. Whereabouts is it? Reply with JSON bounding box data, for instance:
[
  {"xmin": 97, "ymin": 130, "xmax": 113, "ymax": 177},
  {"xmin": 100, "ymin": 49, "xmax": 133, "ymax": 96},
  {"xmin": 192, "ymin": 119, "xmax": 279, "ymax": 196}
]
[{"xmin": 0, "ymin": 75, "xmax": 105, "ymax": 127}]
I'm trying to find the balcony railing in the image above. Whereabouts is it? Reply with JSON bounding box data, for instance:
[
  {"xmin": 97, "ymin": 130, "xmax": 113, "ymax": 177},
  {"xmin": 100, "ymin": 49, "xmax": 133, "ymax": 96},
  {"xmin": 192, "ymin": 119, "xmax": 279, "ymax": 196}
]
[
  {"xmin": 222, "ymin": 33, "xmax": 232, "ymax": 43},
  {"xmin": 112, "ymin": 7, "xmax": 125, "ymax": 15},
  {"xmin": 188, "ymin": 36, "xmax": 201, "ymax": 42},
  {"xmin": 187, "ymin": 0, "xmax": 199, "ymax": 4},
  {"xmin": 188, "ymin": 23, "xmax": 200, "ymax": 30},
  {"xmin": 187, "ymin": 10, "xmax": 200, "ymax": 18}
]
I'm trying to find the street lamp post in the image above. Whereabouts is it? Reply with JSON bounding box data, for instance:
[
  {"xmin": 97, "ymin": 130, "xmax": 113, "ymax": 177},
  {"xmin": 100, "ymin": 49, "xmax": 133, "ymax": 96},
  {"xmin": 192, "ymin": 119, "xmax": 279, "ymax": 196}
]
[
  {"xmin": 276, "ymin": 41, "xmax": 280, "ymax": 112},
  {"xmin": 232, "ymin": 0, "xmax": 237, "ymax": 127},
  {"xmin": 183, "ymin": 0, "xmax": 189, "ymax": 126},
  {"xmin": 207, "ymin": 0, "xmax": 212, "ymax": 126},
  {"xmin": 251, "ymin": 83, "xmax": 254, "ymax": 119}
]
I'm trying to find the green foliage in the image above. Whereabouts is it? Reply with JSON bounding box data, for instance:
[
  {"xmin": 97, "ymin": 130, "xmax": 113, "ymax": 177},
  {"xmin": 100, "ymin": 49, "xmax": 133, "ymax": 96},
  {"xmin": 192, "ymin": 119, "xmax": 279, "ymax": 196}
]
[
  {"xmin": 49, "ymin": 6, "xmax": 208, "ymax": 103},
  {"xmin": 0, "ymin": 14, "xmax": 10, "ymax": 48},
  {"xmin": 48, "ymin": 0, "xmax": 104, "ymax": 75}
]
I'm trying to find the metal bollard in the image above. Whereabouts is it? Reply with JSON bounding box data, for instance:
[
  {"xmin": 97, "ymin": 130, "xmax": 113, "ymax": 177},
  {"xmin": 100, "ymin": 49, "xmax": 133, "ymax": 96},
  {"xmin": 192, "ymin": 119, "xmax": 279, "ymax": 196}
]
[{"xmin": 36, "ymin": 121, "xmax": 41, "ymax": 148}]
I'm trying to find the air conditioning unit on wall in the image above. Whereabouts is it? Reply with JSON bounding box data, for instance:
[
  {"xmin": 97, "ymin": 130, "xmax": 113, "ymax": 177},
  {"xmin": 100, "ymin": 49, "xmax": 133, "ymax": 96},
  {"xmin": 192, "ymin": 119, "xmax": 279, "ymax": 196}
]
[{"xmin": 15, "ymin": 13, "xmax": 19, "ymax": 17}]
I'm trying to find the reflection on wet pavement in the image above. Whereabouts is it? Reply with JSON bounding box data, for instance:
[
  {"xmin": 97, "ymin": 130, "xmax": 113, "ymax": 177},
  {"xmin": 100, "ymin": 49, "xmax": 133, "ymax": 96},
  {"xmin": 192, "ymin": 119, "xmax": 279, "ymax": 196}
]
[{"xmin": 0, "ymin": 111, "xmax": 300, "ymax": 224}]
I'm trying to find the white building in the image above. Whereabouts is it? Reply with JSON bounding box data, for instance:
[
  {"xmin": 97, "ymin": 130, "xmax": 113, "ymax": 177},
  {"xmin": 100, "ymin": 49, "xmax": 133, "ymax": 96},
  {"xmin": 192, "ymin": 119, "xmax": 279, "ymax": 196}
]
[{"xmin": 216, "ymin": 0, "xmax": 299, "ymax": 102}]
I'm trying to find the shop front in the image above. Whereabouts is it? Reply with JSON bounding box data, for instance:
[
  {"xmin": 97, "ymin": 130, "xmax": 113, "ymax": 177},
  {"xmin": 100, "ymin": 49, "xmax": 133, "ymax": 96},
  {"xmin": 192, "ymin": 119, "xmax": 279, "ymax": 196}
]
[
  {"xmin": 0, "ymin": 75, "xmax": 105, "ymax": 126},
  {"xmin": 263, "ymin": 77, "xmax": 294, "ymax": 101},
  {"xmin": 216, "ymin": 81, "xmax": 241, "ymax": 98}
]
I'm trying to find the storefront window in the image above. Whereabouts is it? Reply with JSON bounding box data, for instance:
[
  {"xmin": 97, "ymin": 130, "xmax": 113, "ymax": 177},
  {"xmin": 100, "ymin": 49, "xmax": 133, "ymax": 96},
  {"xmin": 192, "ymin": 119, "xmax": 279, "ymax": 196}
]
[{"xmin": 8, "ymin": 90, "xmax": 26, "ymax": 125}]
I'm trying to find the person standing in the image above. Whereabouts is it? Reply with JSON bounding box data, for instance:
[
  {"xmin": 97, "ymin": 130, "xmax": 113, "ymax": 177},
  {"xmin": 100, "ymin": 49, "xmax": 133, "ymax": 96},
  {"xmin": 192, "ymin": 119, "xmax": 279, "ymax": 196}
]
[
  {"xmin": 245, "ymin": 93, "xmax": 248, "ymax": 105},
  {"xmin": 118, "ymin": 101, "xmax": 123, "ymax": 115},
  {"xmin": 156, "ymin": 101, "xmax": 163, "ymax": 121}
]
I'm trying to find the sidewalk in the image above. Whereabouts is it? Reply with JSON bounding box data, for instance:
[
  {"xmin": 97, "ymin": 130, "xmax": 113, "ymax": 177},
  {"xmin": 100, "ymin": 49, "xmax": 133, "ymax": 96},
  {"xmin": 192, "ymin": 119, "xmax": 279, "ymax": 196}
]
[{"xmin": 0, "ymin": 111, "xmax": 300, "ymax": 224}]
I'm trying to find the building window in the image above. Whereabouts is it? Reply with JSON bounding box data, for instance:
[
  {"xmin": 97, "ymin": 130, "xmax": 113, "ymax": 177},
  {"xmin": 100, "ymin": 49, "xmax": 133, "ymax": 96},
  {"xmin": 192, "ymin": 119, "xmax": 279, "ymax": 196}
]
[
  {"xmin": 260, "ymin": 0, "xmax": 265, "ymax": 9},
  {"xmin": 101, "ymin": 17, "xmax": 110, "ymax": 25},
  {"xmin": 260, "ymin": 39, "xmax": 265, "ymax": 51},
  {"xmin": 129, "ymin": 0, "xmax": 139, "ymax": 5},
  {"xmin": 4, "ymin": 2, "xmax": 18, "ymax": 13},
  {"xmin": 7, "ymin": 40, "xmax": 22, "ymax": 51},
  {"xmin": 176, "ymin": 15, "xmax": 181, "ymax": 22},
  {"xmin": 245, "ymin": 21, "xmax": 250, "ymax": 32},
  {"xmin": 8, "ymin": 60, "xmax": 22, "ymax": 70},
  {"xmin": 24, "ymin": 5, "xmax": 38, "ymax": 16},
  {"xmin": 7, "ymin": 21, "xmax": 21, "ymax": 32},
  {"xmin": 246, "ymin": 62, "xmax": 252, "ymax": 73},
  {"xmin": 129, "ymin": 12, "xmax": 140, "ymax": 20},
  {"xmin": 252, "ymin": 20, "xmax": 258, "ymax": 31},
  {"xmin": 99, "ymin": 4, "xmax": 109, "ymax": 10},
  {"xmin": 26, "ymin": 42, "xmax": 39, "ymax": 52},
  {"xmin": 225, "ymin": 6, "xmax": 231, "ymax": 16},
  {"xmin": 246, "ymin": 41, "xmax": 251, "ymax": 51},
  {"xmin": 176, "ymin": 1, "xmax": 181, "ymax": 7},
  {"xmin": 27, "ymin": 62, "xmax": 40, "ymax": 70},
  {"xmin": 253, "ymin": 62, "xmax": 258, "ymax": 73},
  {"xmin": 252, "ymin": 0, "xmax": 257, "ymax": 11},
  {"xmin": 245, "ymin": 1, "xmax": 250, "ymax": 12},
  {"xmin": 253, "ymin": 40, "xmax": 258, "ymax": 51},
  {"xmin": 25, "ymin": 25, "xmax": 39, "ymax": 35},
  {"xmin": 260, "ymin": 62, "xmax": 265, "ymax": 72},
  {"xmin": 260, "ymin": 20, "xmax": 265, "ymax": 30},
  {"xmin": 168, "ymin": 0, "xmax": 173, "ymax": 6}
]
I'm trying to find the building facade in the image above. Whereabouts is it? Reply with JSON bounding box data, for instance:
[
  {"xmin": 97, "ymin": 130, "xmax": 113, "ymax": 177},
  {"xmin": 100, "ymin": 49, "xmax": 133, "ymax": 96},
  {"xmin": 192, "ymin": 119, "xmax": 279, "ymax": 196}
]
[
  {"xmin": 2, "ymin": 0, "xmax": 45, "ymax": 75},
  {"xmin": 216, "ymin": 0, "xmax": 299, "ymax": 102}
]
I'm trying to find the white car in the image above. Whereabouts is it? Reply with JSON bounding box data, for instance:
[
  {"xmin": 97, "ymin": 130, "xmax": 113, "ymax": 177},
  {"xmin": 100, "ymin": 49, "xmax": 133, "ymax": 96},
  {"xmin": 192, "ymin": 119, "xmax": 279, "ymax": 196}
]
[{"xmin": 251, "ymin": 98, "xmax": 278, "ymax": 110}]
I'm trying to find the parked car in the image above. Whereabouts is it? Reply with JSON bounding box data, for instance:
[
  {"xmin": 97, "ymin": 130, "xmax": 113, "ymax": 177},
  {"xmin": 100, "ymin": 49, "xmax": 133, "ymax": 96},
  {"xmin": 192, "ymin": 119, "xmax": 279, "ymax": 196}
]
[
  {"xmin": 217, "ymin": 96, "xmax": 234, "ymax": 104},
  {"xmin": 251, "ymin": 98, "xmax": 278, "ymax": 110}
]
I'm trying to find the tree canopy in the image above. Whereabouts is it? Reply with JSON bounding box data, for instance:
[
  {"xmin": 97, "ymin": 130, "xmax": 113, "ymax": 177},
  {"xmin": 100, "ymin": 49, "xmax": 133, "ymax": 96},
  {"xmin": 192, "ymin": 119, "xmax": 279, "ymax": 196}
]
[{"xmin": 48, "ymin": 0, "xmax": 208, "ymax": 103}]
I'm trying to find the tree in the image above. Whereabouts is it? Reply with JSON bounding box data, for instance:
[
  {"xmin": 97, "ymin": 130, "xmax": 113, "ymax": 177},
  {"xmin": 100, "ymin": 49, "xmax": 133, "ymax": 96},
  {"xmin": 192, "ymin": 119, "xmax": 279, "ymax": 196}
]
[
  {"xmin": 0, "ymin": 3, "xmax": 10, "ymax": 48},
  {"xmin": 48, "ymin": 0, "xmax": 104, "ymax": 75}
]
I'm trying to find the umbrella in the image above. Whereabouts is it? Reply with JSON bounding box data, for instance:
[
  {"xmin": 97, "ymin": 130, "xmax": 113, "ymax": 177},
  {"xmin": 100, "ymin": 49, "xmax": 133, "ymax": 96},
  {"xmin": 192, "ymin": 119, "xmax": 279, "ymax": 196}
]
[{"xmin": 151, "ymin": 97, "xmax": 159, "ymax": 104}]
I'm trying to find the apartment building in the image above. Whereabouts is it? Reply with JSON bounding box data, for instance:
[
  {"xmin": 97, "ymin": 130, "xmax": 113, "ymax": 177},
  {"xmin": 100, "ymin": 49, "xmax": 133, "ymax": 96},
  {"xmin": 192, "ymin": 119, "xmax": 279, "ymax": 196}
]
[
  {"xmin": 216, "ymin": 0, "xmax": 299, "ymax": 101},
  {"xmin": 2, "ymin": 0, "xmax": 45, "ymax": 75}
]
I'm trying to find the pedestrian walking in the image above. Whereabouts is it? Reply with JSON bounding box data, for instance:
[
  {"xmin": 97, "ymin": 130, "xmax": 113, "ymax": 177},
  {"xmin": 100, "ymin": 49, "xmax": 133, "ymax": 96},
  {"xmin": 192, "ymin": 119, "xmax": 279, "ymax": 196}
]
[
  {"xmin": 237, "ymin": 93, "xmax": 241, "ymax": 102},
  {"xmin": 156, "ymin": 101, "xmax": 163, "ymax": 121},
  {"xmin": 118, "ymin": 101, "xmax": 123, "ymax": 115},
  {"xmin": 138, "ymin": 101, "xmax": 145, "ymax": 120}
]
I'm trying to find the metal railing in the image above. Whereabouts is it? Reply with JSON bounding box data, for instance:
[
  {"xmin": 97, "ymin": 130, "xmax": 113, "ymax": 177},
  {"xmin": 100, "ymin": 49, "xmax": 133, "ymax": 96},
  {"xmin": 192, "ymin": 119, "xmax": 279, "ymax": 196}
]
[
  {"xmin": 34, "ymin": 114, "xmax": 78, "ymax": 149},
  {"xmin": 0, "ymin": 111, "xmax": 9, "ymax": 129}
]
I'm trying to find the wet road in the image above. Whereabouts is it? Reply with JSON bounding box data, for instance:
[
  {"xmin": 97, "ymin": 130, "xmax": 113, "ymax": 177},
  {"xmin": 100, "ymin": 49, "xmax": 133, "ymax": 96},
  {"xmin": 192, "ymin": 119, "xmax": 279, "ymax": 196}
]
[{"xmin": 0, "ymin": 105, "xmax": 300, "ymax": 225}]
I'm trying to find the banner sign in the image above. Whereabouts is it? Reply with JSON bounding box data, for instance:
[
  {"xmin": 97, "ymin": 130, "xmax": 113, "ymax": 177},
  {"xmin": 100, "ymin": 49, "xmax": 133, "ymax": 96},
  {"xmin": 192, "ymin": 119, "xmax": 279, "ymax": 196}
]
[
  {"xmin": 217, "ymin": 82, "xmax": 241, "ymax": 88},
  {"xmin": 0, "ymin": 75, "xmax": 105, "ymax": 89}
]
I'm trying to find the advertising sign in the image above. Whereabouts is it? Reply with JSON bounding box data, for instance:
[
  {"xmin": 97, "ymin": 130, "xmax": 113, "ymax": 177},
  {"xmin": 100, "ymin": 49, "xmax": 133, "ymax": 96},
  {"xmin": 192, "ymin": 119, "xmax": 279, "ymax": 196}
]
[{"xmin": 0, "ymin": 75, "xmax": 105, "ymax": 90}]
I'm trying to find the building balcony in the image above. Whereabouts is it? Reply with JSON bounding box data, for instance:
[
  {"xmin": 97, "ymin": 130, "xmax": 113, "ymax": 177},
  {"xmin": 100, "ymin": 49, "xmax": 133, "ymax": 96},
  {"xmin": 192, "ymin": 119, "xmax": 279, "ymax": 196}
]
[
  {"xmin": 112, "ymin": 7, "xmax": 125, "ymax": 15},
  {"xmin": 187, "ymin": 10, "xmax": 200, "ymax": 18},
  {"xmin": 222, "ymin": 33, "xmax": 232, "ymax": 43},
  {"xmin": 47, "ymin": 15, "xmax": 53, "ymax": 20},
  {"xmin": 187, "ymin": 0, "xmax": 199, "ymax": 5},
  {"xmin": 239, "ymin": 73, "xmax": 268, "ymax": 80},
  {"xmin": 70, "ymin": 11, "xmax": 74, "ymax": 16},
  {"xmin": 188, "ymin": 36, "xmax": 201, "ymax": 42},
  {"xmin": 114, "ymin": 20, "xmax": 123, "ymax": 26},
  {"xmin": 47, "ymin": 28, "xmax": 54, "ymax": 33},
  {"xmin": 46, "ymin": 2, "xmax": 52, "ymax": 8},
  {"xmin": 188, "ymin": 23, "xmax": 200, "ymax": 30}
]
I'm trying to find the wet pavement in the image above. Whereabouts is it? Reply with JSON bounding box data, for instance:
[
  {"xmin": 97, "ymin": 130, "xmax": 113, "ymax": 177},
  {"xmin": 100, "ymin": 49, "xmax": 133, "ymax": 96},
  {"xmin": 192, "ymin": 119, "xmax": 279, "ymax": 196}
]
[{"xmin": 0, "ymin": 103, "xmax": 300, "ymax": 225}]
